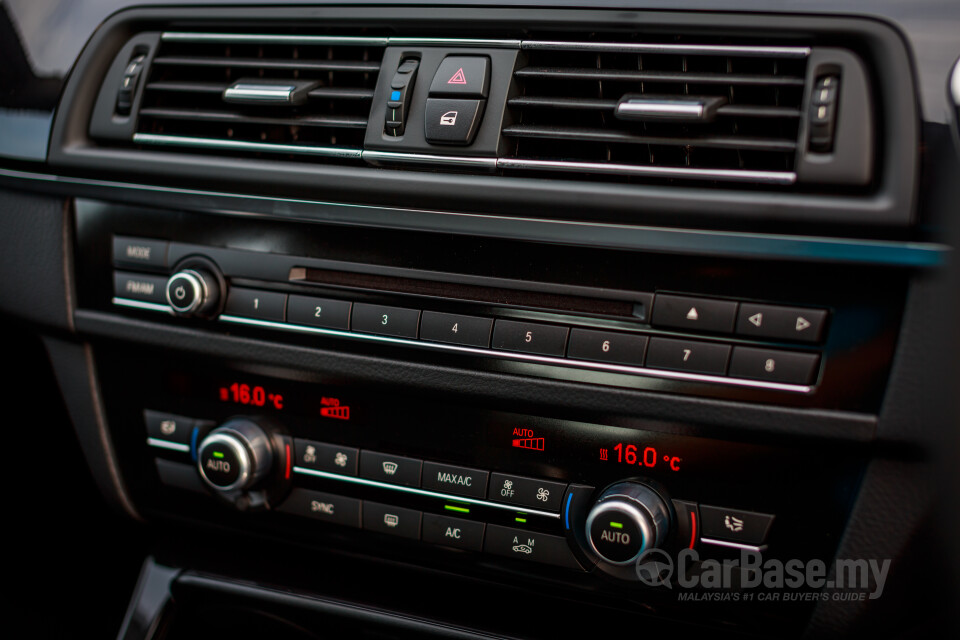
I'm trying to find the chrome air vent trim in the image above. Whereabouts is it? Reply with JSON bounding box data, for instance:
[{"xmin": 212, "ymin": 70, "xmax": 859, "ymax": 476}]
[
  {"xmin": 133, "ymin": 133, "xmax": 363, "ymax": 159},
  {"xmin": 496, "ymin": 159, "xmax": 797, "ymax": 185},
  {"xmin": 520, "ymin": 41, "xmax": 811, "ymax": 58}
]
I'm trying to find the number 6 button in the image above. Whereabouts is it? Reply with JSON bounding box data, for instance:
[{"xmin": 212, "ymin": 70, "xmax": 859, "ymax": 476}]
[{"xmin": 567, "ymin": 328, "xmax": 648, "ymax": 366}]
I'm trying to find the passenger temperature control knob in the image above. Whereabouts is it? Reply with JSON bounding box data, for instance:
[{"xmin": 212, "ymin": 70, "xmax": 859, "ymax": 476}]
[
  {"xmin": 197, "ymin": 419, "xmax": 273, "ymax": 494},
  {"xmin": 585, "ymin": 482, "xmax": 670, "ymax": 566}
]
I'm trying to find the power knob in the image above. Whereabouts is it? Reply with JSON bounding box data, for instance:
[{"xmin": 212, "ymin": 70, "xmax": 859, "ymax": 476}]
[
  {"xmin": 166, "ymin": 267, "xmax": 220, "ymax": 317},
  {"xmin": 585, "ymin": 482, "xmax": 671, "ymax": 566},
  {"xmin": 197, "ymin": 419, "xmax": 273, "ymax": 494}
]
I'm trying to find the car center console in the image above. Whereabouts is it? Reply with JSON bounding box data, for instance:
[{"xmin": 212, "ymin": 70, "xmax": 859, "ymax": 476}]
[{"xmin": 3, "ymin": 2, "xmax": 958, "ymax": 638}]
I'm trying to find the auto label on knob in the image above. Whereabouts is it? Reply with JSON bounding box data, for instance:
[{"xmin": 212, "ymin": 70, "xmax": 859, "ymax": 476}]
[
  {"xmin": 199, "ymin": 440, "xmax": 243, "ymax": 488},
  {"xmin": 589, "ymin": 508, "xmax": 645, "ymax": 563}
]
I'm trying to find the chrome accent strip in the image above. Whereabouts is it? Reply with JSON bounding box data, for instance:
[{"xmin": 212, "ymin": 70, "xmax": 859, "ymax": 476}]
[
  {"xmin": 388, "ymin": 37, "xmax": 521, "ymax": 48},
  {"xmin": 497, "ymin": 158, "xmax": 797, "ymax": 185},
  {"xmin": 204, "ymin": 312, "xmax": 814, "ymax": 393},
  {"xmin": 362, "ymin": 150, "xmax": 498, "ymax": 169},
  {"xmin": 293, "ymin": 467, "xmax": 561, "ymax": 519},
  {"xmin": 2, "ymin": 169, "xmax": 944, "ymax": 267},
  {"xmin": 952, "ymin": 58, "xmax": 960, "ymax": 107},
  {"xmin": 223, "ymin": 83, "xmax": 297, "ymax": 103},
  {"xmin": 521, "ymin": 40, "xmax": 811, "ymax": 58},
  {"xmin": 112, "ymin": 298, "xmax": 175, "ymax": 314},
  {"xmin": 617, "ymin": 101, "xmax": 705, "ymax": 119},
  {"xmin": 147, "ymin": 438, "xmax": 191, "ymax": 453},
  {"xmin": 133, "ymin": 134, "xmax": 363, "ymax": 159},
  {"xmin": 700, "ymin": 537, "xmax": 767, "ymax": 552},
  {"xmin": 161, "ymin": 32, "xmax": 389, "ymax": 46}
]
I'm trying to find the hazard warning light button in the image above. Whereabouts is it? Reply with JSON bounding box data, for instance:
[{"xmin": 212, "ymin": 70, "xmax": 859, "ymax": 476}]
[{"xmin": 429, "ymin": 56, "xmax": 490, "ymax": 98}]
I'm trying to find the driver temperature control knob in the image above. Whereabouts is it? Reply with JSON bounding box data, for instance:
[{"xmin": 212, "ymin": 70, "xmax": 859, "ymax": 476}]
[
  {"xmin": 585, "ymin": 482, "xmax": 670, "ymax": 566},
  {"xmin": 197, "ymin": 419, "xmax": 273, "ymax": 493},
  {"xmin": 166, "ymin": 268, "xmax": 220, "ymax": 317}
]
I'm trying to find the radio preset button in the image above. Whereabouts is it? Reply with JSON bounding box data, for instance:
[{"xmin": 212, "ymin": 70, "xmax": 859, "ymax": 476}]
[
  {"xmin": 277, "ymin": 489, "xmax": 361, "ymax": 528},
  {"xmin": 360, "ymin": 450, "xmax": 422, "ymax": 487},
  {"xmin": 492, "ymin": 320, "xmax": 569, "ymax": 357},
  {"xmin": 728, "ymin": 347, "xmax": 820, "ymax": 385},
  {"xmin": 488, "ymin": 473, "xmax": 566, "ymax": 512},
  {"xmin": 224, "ymin": 288, "xmax": 286, "ymax": 322},
  {"xmin": 294, "ymin": 439, "xmax": 359, "ymax": 477},
  {"xmin": 422, "ymin": 514, "xmax": 485, "ymax": 551},
  {"xmin": 363, "ymin": 501, "xmax": 422, "ymax": 540},
  {"xmin": 483, "ymin": 524, "xmax": 582, "ymax": 570},
  {"xmin": 645, "ymin": 337, "xmax": 731, "ymax": 375},
  {"xmin": 566, "ymin": 329, "xmax": 648, "ymax": 366},
  {"xmin": 351, "ymin": 303, "xmax": 420, "ymax": 338},
  {"xmin": 287, "ymin": 294, "xmax": 351, "ymax": 330},
  {"xmin": 421, "ymin": 461, "xmax": 489, "ymax": 498},
  {"xmin": 420, "ymin": 311, "xmax": 493, "ymax": 348}
]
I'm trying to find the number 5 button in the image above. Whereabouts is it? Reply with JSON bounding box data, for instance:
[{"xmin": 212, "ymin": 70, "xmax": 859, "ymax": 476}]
[
  {"xmin": 645, "ymin": 337, "xmax": 731, "ymax": 375},
  {"xmin": 492, "ymin": 320, "xmax": 569, "ymax": 356}
]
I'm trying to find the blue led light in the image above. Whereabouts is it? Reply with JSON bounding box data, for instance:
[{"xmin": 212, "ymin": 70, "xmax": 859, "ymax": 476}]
[{"xmin": 390, "ymin": 90, "xmax": 401, "ymax": 101}]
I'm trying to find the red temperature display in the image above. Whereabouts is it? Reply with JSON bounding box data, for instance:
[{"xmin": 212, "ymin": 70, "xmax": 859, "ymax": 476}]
[
  {"xmin": 602, "ymin": 443, "xmax": 682, "ymax": 472},
  {"xmin": 219, "ymin": 382, "xmax": 284, "ymax": 410}
]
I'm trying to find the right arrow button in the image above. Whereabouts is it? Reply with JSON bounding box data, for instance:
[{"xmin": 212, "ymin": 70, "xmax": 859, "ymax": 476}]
[{"xmin": 736, "ymin": 303, "xmax": 828, "ymax": 343}]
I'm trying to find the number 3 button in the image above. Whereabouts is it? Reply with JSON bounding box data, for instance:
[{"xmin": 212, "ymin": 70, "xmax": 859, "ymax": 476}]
[{"xmin": 351, "ymin": 303, "xmax": 421, "ymax": 338}]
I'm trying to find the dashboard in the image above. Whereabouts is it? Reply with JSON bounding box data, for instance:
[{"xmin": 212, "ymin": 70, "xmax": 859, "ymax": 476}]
[{"xmin": 2, "ymin": 1, "xmax": 960, "ymax": 638}]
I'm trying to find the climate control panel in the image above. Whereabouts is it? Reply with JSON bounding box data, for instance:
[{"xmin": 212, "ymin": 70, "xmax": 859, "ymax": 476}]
[{"xmin": 119, "ymin": 358, "xmax": 862, "ymax": 587}]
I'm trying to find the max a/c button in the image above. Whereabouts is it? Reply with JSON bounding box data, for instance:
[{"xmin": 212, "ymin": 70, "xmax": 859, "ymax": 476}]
[{"xmin": 421, "ymin": 461, "xmax": 488, "ymax": 498}]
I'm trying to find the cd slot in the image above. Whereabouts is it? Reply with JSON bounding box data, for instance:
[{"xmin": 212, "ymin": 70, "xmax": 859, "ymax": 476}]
[{"xmin": 289, "ymin": 266, "xmax": 649, "ymax": 321}]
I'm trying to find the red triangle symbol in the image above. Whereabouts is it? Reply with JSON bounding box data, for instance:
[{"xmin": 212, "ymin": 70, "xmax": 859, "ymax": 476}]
[{"xmin": 447, "ymin": 67, "xmax": 467, "ymax": 85}]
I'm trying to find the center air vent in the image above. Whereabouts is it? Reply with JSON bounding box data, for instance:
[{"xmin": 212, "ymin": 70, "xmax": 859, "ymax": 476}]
[
  {"xmin": 501, "ymin": 41, "xmax": 811, "ymax": 185},
  {"xmin": 132, "ymin": 33, "xmax": 385, "ymax": 160}
]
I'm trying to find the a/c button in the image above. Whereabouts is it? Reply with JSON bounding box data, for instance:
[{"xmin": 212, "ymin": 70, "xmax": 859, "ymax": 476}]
[{"xmin": 422, "ymin": 514, "xmax": 485, "ymax": 551}]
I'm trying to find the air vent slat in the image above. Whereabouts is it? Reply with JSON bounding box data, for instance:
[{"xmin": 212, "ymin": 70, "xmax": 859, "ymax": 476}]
[
  {"xmin": 502, "ymin": 125, "xmax": 797, "ymax": 152},
  {"xmin": 139, "ymin": 108, "xmax": 369, "ymax": 129},
  {"xmin": 507, "ymin": 97, "xmax": 801, "ymax": 120},
  {"xmin": 135, "ymin": 32, "xmax": 384, "ymax": 160},
  {"xmin": 504, "ymin": 39, "xmax": 810, "ymax": 182},
  {"xmin": 514, "ymin": 67, "xmax": 805, "ymax": 87},
  {"xmin": 152, "ymin": 56, "xmax": 381, "ymax": 73}
]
